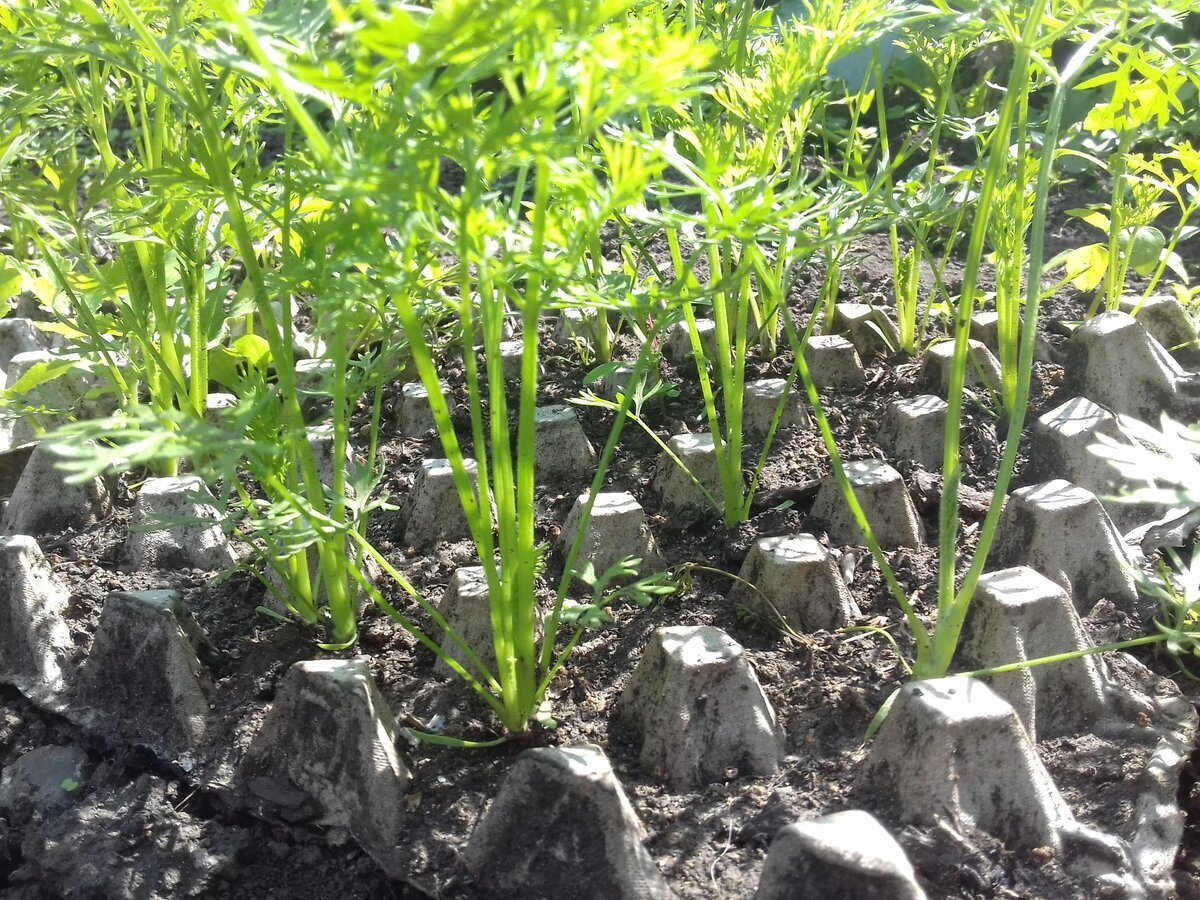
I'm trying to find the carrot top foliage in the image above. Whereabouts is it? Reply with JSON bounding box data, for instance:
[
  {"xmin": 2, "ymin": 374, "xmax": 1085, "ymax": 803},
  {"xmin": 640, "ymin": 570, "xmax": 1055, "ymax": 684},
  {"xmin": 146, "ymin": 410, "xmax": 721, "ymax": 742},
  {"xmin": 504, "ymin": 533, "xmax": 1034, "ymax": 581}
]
[{"xmin": 1, "ymin": 0, "xmax": 1198, "ymax": 737}]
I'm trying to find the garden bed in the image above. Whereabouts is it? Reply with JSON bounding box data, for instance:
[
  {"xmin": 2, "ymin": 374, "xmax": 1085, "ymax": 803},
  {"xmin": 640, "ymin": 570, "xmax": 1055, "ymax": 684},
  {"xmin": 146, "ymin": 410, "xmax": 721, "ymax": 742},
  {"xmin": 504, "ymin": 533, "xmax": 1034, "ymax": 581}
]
[
  {"xmin": 2, "ymin": 228, "xmax": 1199, "ymax": 898},
  {"xmin": 3, "ymin": 2, "xmax": 1200, "ymax": 897}
]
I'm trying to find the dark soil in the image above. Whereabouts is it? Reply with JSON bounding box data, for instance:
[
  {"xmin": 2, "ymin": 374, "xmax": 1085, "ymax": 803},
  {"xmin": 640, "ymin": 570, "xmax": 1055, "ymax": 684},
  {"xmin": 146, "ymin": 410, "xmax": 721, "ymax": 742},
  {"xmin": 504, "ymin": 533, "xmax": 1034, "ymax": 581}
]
[{"xmin": 2, "ymin": 202, "xmax": 1199, "ymax": 899}]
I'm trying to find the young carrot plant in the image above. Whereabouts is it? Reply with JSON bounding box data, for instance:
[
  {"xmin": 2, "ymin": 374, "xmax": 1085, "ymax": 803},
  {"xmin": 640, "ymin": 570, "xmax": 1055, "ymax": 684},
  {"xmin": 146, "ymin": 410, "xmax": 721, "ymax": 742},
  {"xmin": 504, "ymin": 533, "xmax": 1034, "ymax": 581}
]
[
  {"xmin": 787, "ymin": 0, "xmax": 1165, "ymax": 730},
  {"xmin": 0, "ymin": 2, "xmax": 257, "ymax": 460},
  {"xmin": 646, "ymin": 0, "xmax": 903, "ymax": 526},
  {"xmin": 252, "ymin": 0, "xmax": 710, "ymax": 734},
  {"xmin": 986, "ymin": 159, "xmax": 1036, "ymax": 417},
  {"xmin": 859, "ymin": 20, "xmax": 989, "ymax": 356},
  {"xmin": 16, "ymin": 0, "xmax": 379, "ymax": 648}
]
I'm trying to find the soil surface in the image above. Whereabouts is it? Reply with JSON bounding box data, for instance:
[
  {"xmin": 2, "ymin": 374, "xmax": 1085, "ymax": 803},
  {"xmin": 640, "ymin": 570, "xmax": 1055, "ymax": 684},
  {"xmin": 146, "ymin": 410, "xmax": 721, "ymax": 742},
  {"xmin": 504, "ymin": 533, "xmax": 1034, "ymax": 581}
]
[{"xmin": 2, "ymin": 195, "xmax": 1200, "ymax": 900}]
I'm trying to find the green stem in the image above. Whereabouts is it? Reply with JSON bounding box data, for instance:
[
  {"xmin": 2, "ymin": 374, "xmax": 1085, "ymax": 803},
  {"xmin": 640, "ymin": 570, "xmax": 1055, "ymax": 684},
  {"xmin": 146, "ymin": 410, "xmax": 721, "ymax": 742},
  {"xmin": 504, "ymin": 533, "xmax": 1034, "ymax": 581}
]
[
  {"xmin": 923, "ymin": 23, "xmax": 1117, "ymax": 679},
  {"xmin": 959, "ymin": 634, "xmax": 1162, "ymax": 679},
  {"xmin": 1102, "ymin": 128, "xmax": 1135, "ymax": 313},
  {"xmin": 931, "ymin": 0, "xmax": 1049, "ymax": 674}
]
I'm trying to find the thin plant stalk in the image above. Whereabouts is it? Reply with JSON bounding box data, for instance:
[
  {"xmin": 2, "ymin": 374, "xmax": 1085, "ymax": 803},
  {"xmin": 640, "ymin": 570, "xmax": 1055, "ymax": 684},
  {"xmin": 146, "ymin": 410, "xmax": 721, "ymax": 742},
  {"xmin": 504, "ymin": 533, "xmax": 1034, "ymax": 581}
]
[{"xmin": 786, "ymin": 9, "xmax": 1116, "ymax": 690}]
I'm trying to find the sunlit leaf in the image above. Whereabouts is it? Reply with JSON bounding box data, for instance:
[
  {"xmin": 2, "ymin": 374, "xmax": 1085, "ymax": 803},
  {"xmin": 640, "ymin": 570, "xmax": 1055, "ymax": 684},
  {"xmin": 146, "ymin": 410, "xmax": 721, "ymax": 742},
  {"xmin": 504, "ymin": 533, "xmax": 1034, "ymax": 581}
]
[{"xmin": 1062, "ymin": 243, "xmax": 1108, "ymax": 292}]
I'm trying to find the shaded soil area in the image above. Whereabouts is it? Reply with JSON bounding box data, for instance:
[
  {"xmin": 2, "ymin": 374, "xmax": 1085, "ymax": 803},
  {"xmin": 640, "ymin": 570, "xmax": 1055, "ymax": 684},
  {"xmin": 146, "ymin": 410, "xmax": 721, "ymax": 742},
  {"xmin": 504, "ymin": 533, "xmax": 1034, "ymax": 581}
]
[{"xmin": 1, "ymin": 211, "xmax": 1199, "ymax": 899}]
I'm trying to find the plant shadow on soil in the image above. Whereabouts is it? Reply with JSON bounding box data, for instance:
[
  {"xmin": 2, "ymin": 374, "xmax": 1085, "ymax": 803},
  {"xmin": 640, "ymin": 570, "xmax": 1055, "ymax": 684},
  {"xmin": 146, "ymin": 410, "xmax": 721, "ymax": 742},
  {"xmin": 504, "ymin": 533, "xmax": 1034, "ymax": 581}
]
[{"xmin": 2, "ymin": 213, "xmax": 1200, "ymax": 899}]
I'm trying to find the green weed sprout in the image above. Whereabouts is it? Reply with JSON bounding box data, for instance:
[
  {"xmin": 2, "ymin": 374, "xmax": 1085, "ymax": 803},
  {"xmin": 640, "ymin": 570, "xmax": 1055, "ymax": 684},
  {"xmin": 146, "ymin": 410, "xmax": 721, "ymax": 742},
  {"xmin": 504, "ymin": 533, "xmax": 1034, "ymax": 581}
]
[
  {"xmin": 1090, "ymin": 413, "xmax": 1200, "ymax": 515},
  {"xmin": 1118, "ymin": 144, "xmax": 1200, "ymax": 315},
  {"xmin": 1055, "ymin": 42, "xmax": 1195, "ymax": 313}
]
